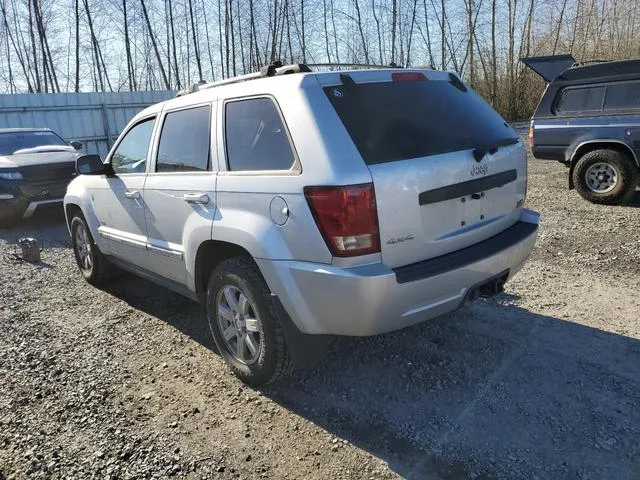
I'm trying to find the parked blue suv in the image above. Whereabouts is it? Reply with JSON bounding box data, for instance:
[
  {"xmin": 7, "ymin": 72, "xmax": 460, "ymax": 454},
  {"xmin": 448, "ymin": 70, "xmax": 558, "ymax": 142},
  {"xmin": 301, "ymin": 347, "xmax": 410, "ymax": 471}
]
[{"xmin": 525, "ymin": 55, "xmax": 640, "ymax": 205}]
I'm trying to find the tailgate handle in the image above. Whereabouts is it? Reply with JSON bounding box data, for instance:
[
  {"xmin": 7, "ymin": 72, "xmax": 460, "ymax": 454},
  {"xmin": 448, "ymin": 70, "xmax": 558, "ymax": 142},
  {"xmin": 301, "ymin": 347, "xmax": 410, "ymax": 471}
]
[{"xmin": 471, "ymin": 193, "xmax": 483, "ymax": 200}]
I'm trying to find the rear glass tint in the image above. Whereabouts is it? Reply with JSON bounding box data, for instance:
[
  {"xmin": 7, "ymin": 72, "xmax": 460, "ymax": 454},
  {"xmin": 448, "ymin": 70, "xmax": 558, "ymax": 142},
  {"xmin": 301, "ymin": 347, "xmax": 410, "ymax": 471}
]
[
  {"xmin": 323, "ymin": 79, "xmax": 514, "ymax": 165},
  {"xmin": 555, "ymin": 86, "xmax": 605, "ymax": 114}
]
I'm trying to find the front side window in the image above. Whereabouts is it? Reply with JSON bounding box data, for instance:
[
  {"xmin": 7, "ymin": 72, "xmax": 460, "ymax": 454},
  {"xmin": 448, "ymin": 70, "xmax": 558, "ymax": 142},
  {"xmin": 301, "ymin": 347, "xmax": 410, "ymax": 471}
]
[
  {"xmin": 604, "ymin": 81, "xmax": 640, "ymax": 111},
  {"xmin": 111, "ymin": 117, "xmax": 156, "ymax": 174},
  {"xmin": 225, "ymin": 98, "xmax": 295, "ymax": 171},
  {"xmin": 156, "ymin": 105, "xmax": 211, "ymax": 172},
  {"xmin": 555, "ymin": 87, "xmax": 605, "ymax": 114}
]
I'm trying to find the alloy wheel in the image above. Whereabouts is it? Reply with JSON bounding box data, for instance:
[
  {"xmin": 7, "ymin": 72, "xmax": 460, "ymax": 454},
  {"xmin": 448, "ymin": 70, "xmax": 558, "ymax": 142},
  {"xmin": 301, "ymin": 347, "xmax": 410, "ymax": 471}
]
[{"xmin": 216, "ymin": 285, "xmax": 262, "ymax": 364}]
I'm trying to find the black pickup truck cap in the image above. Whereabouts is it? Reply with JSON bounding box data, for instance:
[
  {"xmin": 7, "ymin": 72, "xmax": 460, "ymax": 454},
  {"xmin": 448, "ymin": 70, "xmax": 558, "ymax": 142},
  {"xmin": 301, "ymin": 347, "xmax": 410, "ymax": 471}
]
[{"xmin": 522, "ymin": 54, "xmax": 640, "ymax": 84}]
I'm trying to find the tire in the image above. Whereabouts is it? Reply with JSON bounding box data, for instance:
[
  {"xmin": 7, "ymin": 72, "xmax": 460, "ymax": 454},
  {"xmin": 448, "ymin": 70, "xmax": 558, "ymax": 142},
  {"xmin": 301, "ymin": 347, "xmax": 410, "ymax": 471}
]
[
  {"xmin": 206, "ymin": 255, "xmax": 292, "ymax": 386},
  {"xmin": 70, "ymin": 215, "xmax": 110, "ymax": 285},
  {"xmin": 573, "ymin": 149, "xmax": 639, "ymax": 205}
]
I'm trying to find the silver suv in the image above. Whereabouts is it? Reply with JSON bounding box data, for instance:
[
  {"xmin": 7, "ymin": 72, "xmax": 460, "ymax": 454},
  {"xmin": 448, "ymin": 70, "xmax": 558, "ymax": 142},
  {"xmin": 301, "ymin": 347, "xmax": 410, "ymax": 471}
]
[{"xmin": 64, "ymin": 64, "xmax": 539, "ymax": 385}]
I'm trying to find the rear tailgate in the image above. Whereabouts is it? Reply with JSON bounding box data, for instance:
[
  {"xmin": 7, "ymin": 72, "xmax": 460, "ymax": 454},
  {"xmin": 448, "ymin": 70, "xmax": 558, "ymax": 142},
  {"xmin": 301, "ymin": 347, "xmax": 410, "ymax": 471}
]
[{"xmin": 320, "ymin": 70, "xmax": 527, "ymax": 269}]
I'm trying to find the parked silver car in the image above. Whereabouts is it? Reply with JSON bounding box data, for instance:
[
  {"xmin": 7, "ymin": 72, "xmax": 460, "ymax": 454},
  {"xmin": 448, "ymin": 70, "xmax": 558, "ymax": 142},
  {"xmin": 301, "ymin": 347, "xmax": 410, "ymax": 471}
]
[{"xmin": 64, "ymin": 63, "xmax": 539, "ymax": 385}]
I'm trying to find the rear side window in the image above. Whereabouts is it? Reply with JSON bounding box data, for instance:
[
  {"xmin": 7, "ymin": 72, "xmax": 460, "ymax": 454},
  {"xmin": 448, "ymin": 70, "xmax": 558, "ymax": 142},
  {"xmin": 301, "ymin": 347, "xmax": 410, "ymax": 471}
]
[
  {"xmin": 555, "ymin": 86, "xmax": 605, "ymax": 114},
  {"xmin": 111, "ymin": 117, "xmax": 155, "ymax": 174},
  {"xmin": 225, "ymin": 98, "xmax": 295, "ymax": 171},
  {"xmin": 324, "ymin": 79, "xmax": 515, "ymax": 165},
  {"xmin": 604, "ymin": 81, "xmax": 640, "ymax": 111},
  {"xmin": 156, "ymin": 105, "xmax": 211, "ymax": 172}
]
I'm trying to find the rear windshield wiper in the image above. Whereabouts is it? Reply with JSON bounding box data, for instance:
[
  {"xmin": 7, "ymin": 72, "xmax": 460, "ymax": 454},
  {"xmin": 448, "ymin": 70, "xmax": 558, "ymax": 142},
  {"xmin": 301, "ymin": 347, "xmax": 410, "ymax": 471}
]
[{"xmin": 473, "ymin": 137, "xmax": 519, "ymax": 162}]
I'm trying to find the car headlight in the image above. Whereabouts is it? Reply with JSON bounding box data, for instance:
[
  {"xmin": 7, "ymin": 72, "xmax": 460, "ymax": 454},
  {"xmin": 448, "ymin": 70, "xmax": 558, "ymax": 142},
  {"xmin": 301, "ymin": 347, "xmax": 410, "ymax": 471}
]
[{"xmin": 0, "ymin": 171, "xmax": 23, "ymax": 180}]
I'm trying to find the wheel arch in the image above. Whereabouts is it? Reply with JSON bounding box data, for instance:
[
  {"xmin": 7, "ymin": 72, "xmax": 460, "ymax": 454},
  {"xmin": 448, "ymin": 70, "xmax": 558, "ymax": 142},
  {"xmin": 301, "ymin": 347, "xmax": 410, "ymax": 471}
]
[
  {"xmin": 568, "ymin": 141, "xmax": 639, "ymax": 189},
  {"xmin": 193, "ymin": 240, "xmax": 254, "ymax": 301},
  {"xmin": 64, "ymin": 203, "xmax": 83, "ymax": 231}
]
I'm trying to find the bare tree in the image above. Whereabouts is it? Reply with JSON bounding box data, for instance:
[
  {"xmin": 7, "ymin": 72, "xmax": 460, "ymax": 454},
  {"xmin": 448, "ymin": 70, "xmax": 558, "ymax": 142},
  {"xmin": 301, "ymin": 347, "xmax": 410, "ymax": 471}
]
[
  {"xmin": 188, "ymin": 0, "xmax": 203, "ymax": 80},
  {"xmin": 123, "ymin": 0, "xmax": 136, "ymax": 90},
  {"xmin": 391, "ymin": 0, "xmax": 397, "ymax": 64},
  {"xmin": 354, "ymin": 0, "xmax": 370, "ymax": 63},
  {"xmin": 140, "ymin": 0, "xmax": 170, "ymax": 89},
  {"xmin": 74, "ymin": 0, "xmax": 80, "ymax": 91}
]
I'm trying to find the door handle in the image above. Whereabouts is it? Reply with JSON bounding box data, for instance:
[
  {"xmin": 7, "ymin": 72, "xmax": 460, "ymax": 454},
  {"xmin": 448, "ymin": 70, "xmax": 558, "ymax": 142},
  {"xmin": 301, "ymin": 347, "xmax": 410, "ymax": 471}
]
[
  {"xmin": 183, "ymin": 193, "xmax": 210, "ymax": 205},
  {"xmin": 124, "ymin": 190, "xmax": 141, "ymax": 200}
]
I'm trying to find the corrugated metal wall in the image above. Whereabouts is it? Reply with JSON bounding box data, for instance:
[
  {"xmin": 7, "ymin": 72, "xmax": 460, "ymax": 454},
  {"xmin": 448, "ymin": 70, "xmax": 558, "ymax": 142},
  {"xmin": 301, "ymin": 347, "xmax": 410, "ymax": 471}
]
[{"xmin": 0, "ymin": 91, "xmax": 175, "ymax": 157}]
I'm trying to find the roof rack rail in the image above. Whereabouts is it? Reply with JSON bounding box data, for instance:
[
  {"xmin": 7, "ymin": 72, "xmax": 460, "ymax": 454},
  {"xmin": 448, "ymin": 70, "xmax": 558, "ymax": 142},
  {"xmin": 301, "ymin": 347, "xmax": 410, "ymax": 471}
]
[
  {"xmin": 306, "ymin": 63, "xmax": 403, "ymax": 70},
  {"xmin": 175, "ymin": 61, "xmax": 408, "ymax": 97},
  {"xmin": 176, "ymin": 61, "xmax": 312, "ymax": 97}
]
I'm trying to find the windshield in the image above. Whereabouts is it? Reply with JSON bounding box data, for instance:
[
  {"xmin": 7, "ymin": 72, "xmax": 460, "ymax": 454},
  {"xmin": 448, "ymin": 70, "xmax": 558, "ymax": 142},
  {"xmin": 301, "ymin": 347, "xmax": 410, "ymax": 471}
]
[
  {"xmin": 0, "ymin": 131, "xmax": 67, "ymax": 155},
  {"xmin": 324, "ymin": 79, "xmax": 515, "ymax": 165}
]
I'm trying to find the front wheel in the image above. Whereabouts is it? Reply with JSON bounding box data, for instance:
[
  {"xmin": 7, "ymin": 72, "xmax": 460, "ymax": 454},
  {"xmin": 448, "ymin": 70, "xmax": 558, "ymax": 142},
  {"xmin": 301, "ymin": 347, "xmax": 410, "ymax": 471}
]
[
  {"xmin": 573, "ymin": 149, "xmax": 639, "ymax": 205},
  {"xmin": 206, "ymin": 256, "xmax": 292, "ymax": 386},
  {"xmin": 70, "ymin": 215, "xmax": 110, "ymax": 285}
]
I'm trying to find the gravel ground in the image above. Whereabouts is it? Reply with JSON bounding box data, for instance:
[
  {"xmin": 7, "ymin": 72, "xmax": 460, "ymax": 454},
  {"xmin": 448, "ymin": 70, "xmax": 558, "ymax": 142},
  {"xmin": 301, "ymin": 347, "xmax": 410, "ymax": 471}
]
[{"xmin": 1, "ymin": 152, "xmax": 640, "ymax": 479}]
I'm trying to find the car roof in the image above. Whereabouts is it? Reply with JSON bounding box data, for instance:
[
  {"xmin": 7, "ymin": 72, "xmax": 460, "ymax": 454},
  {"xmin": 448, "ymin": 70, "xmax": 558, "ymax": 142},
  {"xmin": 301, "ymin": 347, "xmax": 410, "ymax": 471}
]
[
  {"xmin": 0, "ymin": 128, "xmax": 54, "ymax": 134},
  {"xmin": 556, "ymin": 59, "xmax": 640, "ymax": 84},
  {"xmin": 131, "ymin": 67, "xmax": 450, "ymax": 122}
]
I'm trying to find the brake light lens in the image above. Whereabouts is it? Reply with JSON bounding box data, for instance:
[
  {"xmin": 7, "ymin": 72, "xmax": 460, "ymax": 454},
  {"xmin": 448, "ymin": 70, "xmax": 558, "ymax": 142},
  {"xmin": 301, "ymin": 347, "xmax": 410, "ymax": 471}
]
[
  {"xmin": 529, "ymin": 122, "xmax": 534, "ymax": 149},
  {"xmin": 392, "ymin": 72, "xmax": 426, "ymax": 82},
  {"xmin": 304, "ymin": 183, "xmax": 380, "ymax": 257}
]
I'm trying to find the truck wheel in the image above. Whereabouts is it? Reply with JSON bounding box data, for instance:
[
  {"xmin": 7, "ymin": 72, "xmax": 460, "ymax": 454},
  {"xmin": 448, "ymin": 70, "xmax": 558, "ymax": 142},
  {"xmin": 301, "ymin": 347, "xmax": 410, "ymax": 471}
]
[
  {"xmin": 206, "ymin": 256, "xmax": 292, "ymax": 386},
  {"xmin": 573, "ymin": 149, "xmax": 639, "ymax": 205},
  {"xmin": 70, "ymin": 215, "xmax": 110, "ymax": 285}
]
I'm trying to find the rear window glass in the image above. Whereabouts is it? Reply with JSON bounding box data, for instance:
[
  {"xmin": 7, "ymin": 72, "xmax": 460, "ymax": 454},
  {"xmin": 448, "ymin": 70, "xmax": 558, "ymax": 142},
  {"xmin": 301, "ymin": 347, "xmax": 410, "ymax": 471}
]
[
  {"xmin": 323, "ymin": 79, "xmax": 514, "ymax": 165},
  {"xmin": 556, "ymin": 86, "xmax": 605, "ymax": 113},
  {"xmin": 604, "ymin": 81, "xmax": 640, "ymax": 111},
  {"xmin": 0, "ymin": 131, "xmax": 67, "ymax": 155}
]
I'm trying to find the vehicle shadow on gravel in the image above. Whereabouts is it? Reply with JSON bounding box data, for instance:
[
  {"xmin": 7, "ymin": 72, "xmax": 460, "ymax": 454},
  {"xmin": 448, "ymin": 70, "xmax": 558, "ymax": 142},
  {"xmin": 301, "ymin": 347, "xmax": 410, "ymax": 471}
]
[
  {"xmin": 627, "ymin": 190, "xmax": 640, "ymax": 207},
  {"xmin": 264, "ymin": 300, "xmax": 640, "ymax": 480},
  {"xmin": 87, "ymin": 271, "xmax": 640, "ymax": 480},
  {"xmin": 0, "ymin": 208, "xmax": 67, "ymax": 246},
  {"xmin": 97, "ymin": 273, "xmax": 217, "ymax": 351}
]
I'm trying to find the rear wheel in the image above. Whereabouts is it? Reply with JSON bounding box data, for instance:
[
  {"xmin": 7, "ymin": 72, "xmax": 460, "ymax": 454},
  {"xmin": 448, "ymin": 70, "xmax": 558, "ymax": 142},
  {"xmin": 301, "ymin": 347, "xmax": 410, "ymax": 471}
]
[
  {"xmin": 206, "ymin": 256, "xmax": 292, "ymax": 386},
  {"xmin": 70, "ymin": 215, "xmax": 110, "ymax": 285},
  {"xmin": 573, "ymin": 149, "xmax": 639, "ymax": 205}
]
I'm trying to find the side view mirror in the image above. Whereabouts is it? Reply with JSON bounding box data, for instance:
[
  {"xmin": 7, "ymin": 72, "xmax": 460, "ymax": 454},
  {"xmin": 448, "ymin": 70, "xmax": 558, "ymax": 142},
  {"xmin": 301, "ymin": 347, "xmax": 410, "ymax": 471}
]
[
  {"xmin": 76, "ymin": 154, "xmax": 113, "ymax": 176},
  {"xmin": 70, "ymin": 141, "xmax": 83, "ymax": 150}
]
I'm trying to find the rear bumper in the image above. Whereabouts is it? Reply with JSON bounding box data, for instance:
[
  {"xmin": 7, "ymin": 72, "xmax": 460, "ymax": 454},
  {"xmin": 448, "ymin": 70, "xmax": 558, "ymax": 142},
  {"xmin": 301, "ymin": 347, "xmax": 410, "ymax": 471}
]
[{"xmin": 257, "ymin": 208, "xmax": 539, "ymax": 336}]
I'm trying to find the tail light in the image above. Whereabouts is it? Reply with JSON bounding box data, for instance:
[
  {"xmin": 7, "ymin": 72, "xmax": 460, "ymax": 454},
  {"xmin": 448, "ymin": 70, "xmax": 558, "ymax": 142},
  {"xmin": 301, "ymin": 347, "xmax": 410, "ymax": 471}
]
[
  {"xmin": 529, "ymin": 121, "xmax": 534, "ymax": 149},
  {"xmin": 304, "ymin": 183, "xmax": 380, "ymax": 257}
]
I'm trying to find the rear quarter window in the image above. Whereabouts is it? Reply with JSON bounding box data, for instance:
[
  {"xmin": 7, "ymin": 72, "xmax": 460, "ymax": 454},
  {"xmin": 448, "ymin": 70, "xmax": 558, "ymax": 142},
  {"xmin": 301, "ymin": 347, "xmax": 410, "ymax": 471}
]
[{"xmin": 224, "ymin": 97, "xmax": 296, "ymax": 171}]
